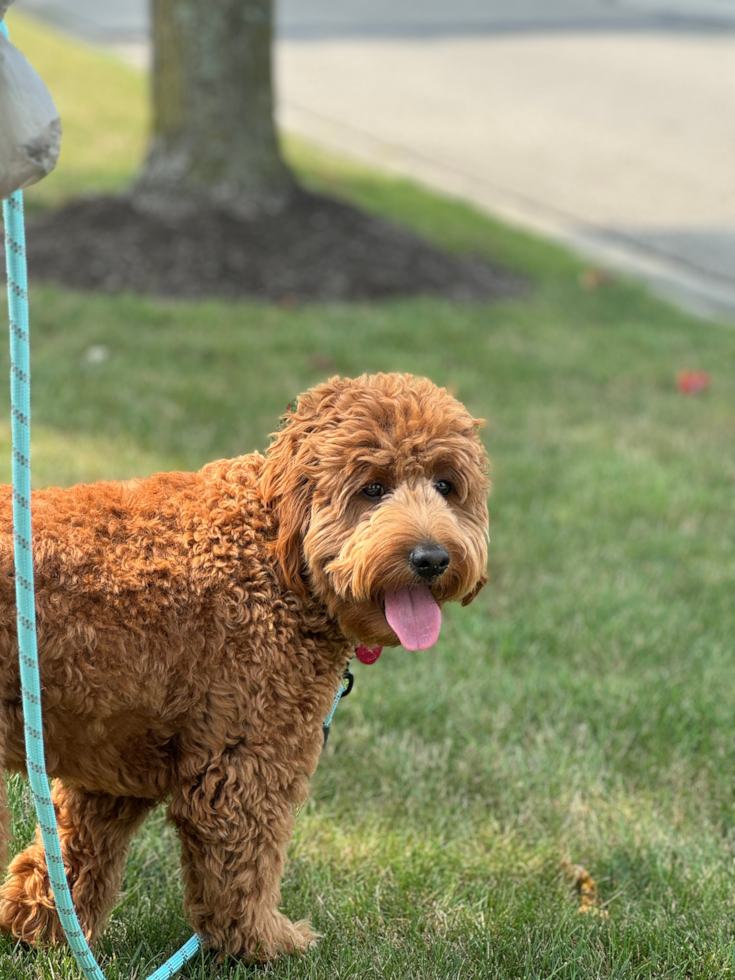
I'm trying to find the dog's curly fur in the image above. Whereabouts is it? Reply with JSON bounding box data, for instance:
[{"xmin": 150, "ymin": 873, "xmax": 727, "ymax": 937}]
[{"xmin": 0, "ymin": 373, "xmax": 489, "ymax": 961}]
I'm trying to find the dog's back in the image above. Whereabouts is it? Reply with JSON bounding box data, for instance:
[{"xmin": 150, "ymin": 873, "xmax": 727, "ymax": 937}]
[{"xmin": 0, "ymin": 456, "xmax": 294, "ymax": 794}]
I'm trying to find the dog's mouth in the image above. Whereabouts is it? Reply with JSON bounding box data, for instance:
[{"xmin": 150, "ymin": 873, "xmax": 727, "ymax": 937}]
[{"xmin": 382, "ymin": 585, "xmax": 442, "ymax": 651}]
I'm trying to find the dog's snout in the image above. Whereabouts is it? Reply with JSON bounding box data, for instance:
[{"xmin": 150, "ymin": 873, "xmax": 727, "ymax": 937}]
[{"xmin": 408, "ymin": 543, "xmax": 450, "ymax": 581}]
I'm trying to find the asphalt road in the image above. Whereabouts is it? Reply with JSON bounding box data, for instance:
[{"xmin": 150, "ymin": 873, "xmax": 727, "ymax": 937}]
[
  {"xmin": 11, "ymin": 0, "xmax": 735, "ymax": 318},
  {"xmin": 16, "ymin": 0, "xmax": 735, "ymax": 39}
]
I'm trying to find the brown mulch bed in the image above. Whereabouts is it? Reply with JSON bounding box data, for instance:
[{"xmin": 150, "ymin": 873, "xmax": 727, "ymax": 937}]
[{"xmin": 18, "ymin": 189, "xmax": 527, "ymax": 303}]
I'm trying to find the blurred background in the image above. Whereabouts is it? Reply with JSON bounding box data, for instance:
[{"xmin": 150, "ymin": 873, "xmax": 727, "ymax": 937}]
[{"xmin": 14, "ymin": 0, "xmax": 735, "ymax": 318}]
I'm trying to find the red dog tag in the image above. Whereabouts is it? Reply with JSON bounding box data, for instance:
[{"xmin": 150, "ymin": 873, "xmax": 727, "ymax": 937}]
[{"xmin": 355, "ymin": 644, "xmax": 382, "ymax": 665}]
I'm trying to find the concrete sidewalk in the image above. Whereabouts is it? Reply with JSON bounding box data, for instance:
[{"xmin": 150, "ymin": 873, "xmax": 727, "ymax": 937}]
[{"xmin": 13, "ymin": 0, "xmax": 735, "ymax": 320}]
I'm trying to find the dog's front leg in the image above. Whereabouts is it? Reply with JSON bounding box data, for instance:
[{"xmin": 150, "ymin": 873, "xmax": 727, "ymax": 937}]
[{"xmin": 168, "ymin": 737, "xmax": 318, "ymax": 963}]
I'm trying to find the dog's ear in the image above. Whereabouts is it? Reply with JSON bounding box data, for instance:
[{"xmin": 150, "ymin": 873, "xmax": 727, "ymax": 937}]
[
  {"xmin": 461, "ymin": 573, "xmax": 488, "ymax": 606},
  {"xmin": 260, "ymin": 377, "xmax": 355, "ymax": 595},
  {"xmin": 271, "ymin": 480, "xmax": 312, "ymax": 597},
  {"xmin": 260, "ymin": 432, "xmax": 313, "ymax": 597},
  {"xmin": 260, "ymin": 390, "xmax": 334, "ymax": 597}
]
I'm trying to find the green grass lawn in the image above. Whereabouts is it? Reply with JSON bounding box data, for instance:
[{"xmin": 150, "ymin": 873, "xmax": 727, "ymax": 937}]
[{"xmin": 3, "ymin": 11, "xmax": 735, "ymax": 980}]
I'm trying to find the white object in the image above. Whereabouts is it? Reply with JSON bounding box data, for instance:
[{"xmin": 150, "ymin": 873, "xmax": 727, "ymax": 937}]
[{"xmin": 0, "ymin": 14, "xmax": 61, "ymax": 199}]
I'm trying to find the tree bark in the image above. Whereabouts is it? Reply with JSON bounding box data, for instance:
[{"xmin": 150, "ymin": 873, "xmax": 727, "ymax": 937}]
[{"xmin": 133, "ymin": 0, "xmax": 295, "ymax": 216}]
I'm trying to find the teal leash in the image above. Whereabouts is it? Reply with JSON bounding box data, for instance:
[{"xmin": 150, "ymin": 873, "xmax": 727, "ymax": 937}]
[{"xmin": 1, "ymin": 17, "xmax": 203, "ymax": 979}]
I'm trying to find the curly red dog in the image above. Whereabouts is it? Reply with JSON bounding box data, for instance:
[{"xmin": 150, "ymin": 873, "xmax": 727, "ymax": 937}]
[{"xmin": 0, "ymin": 373, "xmax": 489, "ymax": 961}]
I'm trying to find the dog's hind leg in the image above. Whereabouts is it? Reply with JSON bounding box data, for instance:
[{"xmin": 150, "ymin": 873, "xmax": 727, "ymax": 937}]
[
  {"xmin": 0, "ymin": 779, "xmax": 154, "ymax": 945},
  {"xmin": 0, "ymin": 713, "xmax": 8, "ymax": 874},
  {"xmin": 168, "ymin": 737, "xmax": 320, "ymax": 962}
]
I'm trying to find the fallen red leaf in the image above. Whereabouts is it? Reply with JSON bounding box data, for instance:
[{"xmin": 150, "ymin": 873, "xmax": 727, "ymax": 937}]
[{"xmin": 677, "ymin": 370, "xmax": 709, "ymax": 395}]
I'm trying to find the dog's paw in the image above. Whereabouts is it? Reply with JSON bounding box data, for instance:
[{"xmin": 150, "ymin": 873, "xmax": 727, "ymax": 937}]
[
  {"xmin": 271, "ymin": 916, "xmax": 318, "ymax": 958},
  {"xmin": 0, "ymin": 845, "xmax": 66, "ymax": 945},
  {"xmin": 220, "ymin": 911, "xmax": 318, "ymax": 963}
]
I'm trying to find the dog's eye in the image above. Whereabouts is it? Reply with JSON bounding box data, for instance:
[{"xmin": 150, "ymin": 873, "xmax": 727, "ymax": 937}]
[
  {"xmin": 362, "ymin": 483, "xmax": 386, "ymax": 500},
  {"xmin": 434, "ymin": 480, "xmax": 452, "ymax": 497}
]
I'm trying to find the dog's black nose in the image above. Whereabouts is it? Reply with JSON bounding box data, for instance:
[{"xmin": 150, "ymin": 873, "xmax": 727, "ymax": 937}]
[{"xmin": 409, "ymin": 543, "xmax": 450, "ymax": 581}]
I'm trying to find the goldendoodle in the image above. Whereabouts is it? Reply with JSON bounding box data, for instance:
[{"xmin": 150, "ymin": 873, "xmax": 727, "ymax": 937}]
[{"xmin": 0, "ymin": 372, "xmax": 489, "ymax": 961}]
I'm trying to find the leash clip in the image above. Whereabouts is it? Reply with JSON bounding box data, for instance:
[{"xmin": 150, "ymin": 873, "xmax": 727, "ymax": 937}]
[
  {"xmin": 322, "ymin": 666, "xmax": 355, "ymax": 745},
  {"xmin": 340, "ymin": 666, "xmax": 354, "ymax": 698}
]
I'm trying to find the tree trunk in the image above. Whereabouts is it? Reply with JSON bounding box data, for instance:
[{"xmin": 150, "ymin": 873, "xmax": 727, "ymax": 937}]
[{"xmin": 133, "ymin": 0, "xmax": 295, "ymax": 216}]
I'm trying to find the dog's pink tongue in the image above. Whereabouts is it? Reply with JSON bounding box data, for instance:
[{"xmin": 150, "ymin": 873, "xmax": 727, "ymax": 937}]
[{"xmin": 384, "ymin": 586, "xmax": 442, "ymax": 651}]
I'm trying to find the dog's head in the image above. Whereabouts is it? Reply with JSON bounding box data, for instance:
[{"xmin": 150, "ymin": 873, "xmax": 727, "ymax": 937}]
[{"xmin": 260, "ymin": 374, "xmax": 489, "ymax": 649}]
